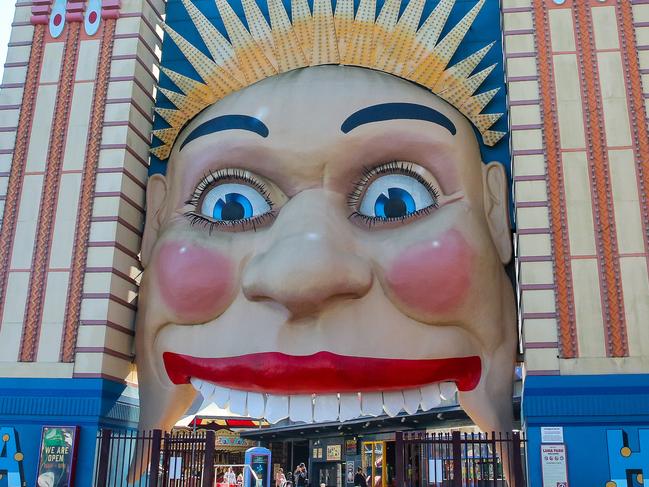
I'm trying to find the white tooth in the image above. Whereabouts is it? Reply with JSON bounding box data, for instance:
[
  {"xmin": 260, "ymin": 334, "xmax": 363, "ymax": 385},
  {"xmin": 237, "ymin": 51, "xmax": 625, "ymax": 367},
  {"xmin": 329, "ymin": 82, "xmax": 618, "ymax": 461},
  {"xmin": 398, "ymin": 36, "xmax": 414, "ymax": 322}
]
[
  {"xmin": 209, "ymin": 385, "xmax": 230, "ymax": 409},
  {"xmin": 361, "ymin": 392, "xmax": 383, "ymax": 417},
  {"xmin": 229, "ymin": 390, "xmax": 248, "ymax": 415},
  {"xmin": 419, "ymin": 384, "xmax": 442, "ymax": 411},
  {"xmin": 197, "ymin": 379, "xmax": 216, "ymax": 400},
  {"xmin": 190, "ymin": 377, "xmax": 202, "ymax": 392},
  {"xmin": 439, "ymin": 382, "xmax": 457, "ymax": 401},
  {"xmin": 339, "ymin": 393, "xmax": 361, "ymax": 422},
  {"xmin": 247, "ymin": 392, "xmax": 266, "ymax": 418},
  {"xmin": 266, "ymin": 395, "xmax": 289, "ymax": 424},
  {"xmin": 313, "ymin": 394, "xmax": 339, "ymax": 422},
  {"xmin": 382, "ymin": 391, "xmax": 404, "ymax": 417},
  {"xmin": 403, "ymin": 389, "xmax": 421, "ymax": 415},
  {"xmin": 289, "ymin": 395, "xmax": 314, "ymax": 423}
]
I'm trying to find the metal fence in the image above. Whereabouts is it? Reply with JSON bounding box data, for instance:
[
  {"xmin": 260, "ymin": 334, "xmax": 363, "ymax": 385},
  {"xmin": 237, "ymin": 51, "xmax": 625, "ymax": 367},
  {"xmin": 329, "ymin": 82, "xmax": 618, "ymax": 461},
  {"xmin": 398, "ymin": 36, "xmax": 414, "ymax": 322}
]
[
  {"xmin": 93, "ymin": 429, "xmax": 215, "ymax": 487},
  {"xmin": 95, "ymin": 429, "xmax": 526, "ymax": 487},
  {"xmin": 395, "ymin": 431, "xmax": 527, "ymax": 487}
]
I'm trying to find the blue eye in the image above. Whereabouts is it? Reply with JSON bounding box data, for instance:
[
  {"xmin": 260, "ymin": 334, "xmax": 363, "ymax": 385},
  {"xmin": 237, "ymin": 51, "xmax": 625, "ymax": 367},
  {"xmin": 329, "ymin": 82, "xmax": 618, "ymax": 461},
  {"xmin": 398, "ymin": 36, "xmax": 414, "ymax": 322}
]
[
  {"xmin": 200, "ymin": 183, "xmax": 271, "ymax": 222},
  {"xmin": 358, "ymin": 174, "xmax": 437, "ymax": 219}
]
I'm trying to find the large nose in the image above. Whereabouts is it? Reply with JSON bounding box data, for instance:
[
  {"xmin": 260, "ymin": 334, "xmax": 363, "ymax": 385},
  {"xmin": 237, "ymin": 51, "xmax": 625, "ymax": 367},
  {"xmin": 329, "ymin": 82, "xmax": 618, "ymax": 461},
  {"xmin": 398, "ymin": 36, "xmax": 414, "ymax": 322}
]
[{"xmin": 242, "ymin": 189, "xmax": 373, "ymax": 319}]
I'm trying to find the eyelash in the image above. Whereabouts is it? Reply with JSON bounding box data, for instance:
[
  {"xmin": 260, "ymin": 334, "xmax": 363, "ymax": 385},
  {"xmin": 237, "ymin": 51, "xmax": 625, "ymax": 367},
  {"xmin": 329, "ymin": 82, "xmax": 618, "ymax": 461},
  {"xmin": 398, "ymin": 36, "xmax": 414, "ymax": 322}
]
[
  {"xmin": 183, "ymin": 168, "xmax": 276, "ymax": 233},
  {"xmin": 347, "ymin": 161, "xmax": 440, "ymax": 226}
]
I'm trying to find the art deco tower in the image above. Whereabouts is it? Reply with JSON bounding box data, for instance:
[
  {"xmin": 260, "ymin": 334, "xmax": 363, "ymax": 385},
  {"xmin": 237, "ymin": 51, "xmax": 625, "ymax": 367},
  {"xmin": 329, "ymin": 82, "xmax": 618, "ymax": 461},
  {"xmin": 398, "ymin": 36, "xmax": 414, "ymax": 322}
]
[{"xmin": 0, "ymin": 0, "xmax": 159, "ymax": 483}]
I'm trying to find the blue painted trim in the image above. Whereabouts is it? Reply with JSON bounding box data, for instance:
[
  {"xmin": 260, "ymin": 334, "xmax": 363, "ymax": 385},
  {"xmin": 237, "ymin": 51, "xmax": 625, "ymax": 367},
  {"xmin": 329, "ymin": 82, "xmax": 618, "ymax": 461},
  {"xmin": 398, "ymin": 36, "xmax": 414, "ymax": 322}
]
[
  {"xmin": 0, "ymin": 378, "xmax": 139, "ymax": 428},
  {"xmin": 523, "ymin": 375, "xmax": 649, "ymax": 426}
]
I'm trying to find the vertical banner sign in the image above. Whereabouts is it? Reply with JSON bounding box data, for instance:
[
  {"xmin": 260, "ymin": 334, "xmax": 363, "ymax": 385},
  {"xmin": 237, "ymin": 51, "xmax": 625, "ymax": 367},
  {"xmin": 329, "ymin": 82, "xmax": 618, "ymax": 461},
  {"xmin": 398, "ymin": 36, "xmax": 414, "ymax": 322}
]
[
  {"xmin": 541, "ymin": 444, "xmax": 569, "ymax": 487},
  {"xmin": 36, "ymin": 426, "xmax": 79, "ymax": 487}
]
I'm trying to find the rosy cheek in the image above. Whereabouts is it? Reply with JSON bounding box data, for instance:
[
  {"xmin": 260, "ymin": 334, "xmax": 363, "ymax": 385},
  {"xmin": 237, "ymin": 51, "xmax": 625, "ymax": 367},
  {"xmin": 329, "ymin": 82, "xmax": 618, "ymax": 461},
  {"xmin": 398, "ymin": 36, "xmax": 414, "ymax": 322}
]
[
  {"xmin": 385, "ymin": 230, "xmax": 473, "ymax": 316},
  {"xmin": 155, "ymin": 241, "xmax": 235, "ymax": 322}
]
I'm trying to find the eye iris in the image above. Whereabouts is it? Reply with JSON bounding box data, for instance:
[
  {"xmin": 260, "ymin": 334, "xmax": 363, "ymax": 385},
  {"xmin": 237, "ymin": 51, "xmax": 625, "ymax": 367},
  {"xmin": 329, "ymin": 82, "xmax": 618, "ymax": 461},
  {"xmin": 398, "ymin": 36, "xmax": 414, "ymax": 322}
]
[
  {"xmin": 374, "ymin": 188, "xmax": 416, "ymax": 218},
  {"xmin": 214, "ymin": 193, "xmax": 253, "ymax": 221}
]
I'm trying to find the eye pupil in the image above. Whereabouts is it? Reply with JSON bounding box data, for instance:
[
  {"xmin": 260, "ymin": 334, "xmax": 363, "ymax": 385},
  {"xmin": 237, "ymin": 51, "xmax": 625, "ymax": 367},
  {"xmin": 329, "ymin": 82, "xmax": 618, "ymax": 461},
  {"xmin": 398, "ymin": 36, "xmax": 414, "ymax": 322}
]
[
  {"xmin": 220, "ymin": 201, "xmax": 245, "ymax": 220},
  {"xmin": 375, "ymin": 187, "xmax": 416, "ymax": 218},
  {"xmin": 214, "ymin": 193, "xmax": 253, "ymax": 221},
  {"xmin": 383, "ymin": 197, "xmax": 407, "ymax": 218}
]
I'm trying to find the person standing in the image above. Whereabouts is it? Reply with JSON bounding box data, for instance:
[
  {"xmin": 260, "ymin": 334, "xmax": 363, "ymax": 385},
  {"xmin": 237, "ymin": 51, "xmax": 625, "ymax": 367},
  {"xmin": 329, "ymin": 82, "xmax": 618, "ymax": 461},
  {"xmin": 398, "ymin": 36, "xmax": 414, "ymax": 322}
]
[
  {"xmin": 294, "ymin": 464, "xmax": 308, "ymax": 487},
  {"xmin": 276, "ymin": 468, "xmax": 287, "ymax": 487},
  {"xmin": 354, "ymin": 467, "xmax": 367, "ymax": 487},
  {"xmin": 225, "ymin": 467, "xmax": 237, "ymax": 485}
]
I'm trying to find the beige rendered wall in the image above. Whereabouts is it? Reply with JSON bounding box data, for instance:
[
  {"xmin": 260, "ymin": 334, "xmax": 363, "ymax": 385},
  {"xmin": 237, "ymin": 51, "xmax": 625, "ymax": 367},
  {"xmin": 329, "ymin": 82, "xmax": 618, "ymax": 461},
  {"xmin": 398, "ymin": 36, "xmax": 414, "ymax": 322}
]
[
  {"xmin": 505, "ymin": 0, "xmax": 649, "ymax": 377},
  {"xmin": 0, "ymin": 0, "xmax": 162, "ymax": 383}
]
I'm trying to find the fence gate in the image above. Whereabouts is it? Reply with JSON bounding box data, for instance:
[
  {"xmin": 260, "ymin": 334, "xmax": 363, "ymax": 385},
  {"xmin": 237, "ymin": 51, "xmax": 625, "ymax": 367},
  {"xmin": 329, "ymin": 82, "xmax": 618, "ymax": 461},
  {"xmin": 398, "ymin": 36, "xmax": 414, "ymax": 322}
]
[
  {"xmin": 94, "ymin": 429, "xmax": 216, "ymax": 487},
  {"xmin": 395, "ymin": 431, "xmax": 527, "ymax": 487}
]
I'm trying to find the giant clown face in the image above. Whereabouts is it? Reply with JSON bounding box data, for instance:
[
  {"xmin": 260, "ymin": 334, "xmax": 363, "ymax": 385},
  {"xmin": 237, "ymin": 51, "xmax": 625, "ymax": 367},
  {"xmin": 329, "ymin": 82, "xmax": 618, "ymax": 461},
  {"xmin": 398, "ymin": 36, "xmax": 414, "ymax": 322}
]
[{"xmin": 136, "ymin": 65, "xmax": 516, "ymax": 435}]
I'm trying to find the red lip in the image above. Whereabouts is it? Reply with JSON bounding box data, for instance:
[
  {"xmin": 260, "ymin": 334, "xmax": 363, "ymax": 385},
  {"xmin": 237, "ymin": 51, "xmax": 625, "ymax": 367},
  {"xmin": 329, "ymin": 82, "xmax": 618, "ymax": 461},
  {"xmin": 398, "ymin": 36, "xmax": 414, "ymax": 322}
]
[{"xmin": 163, "ymin": 351, "xmax": 481, "ymax": 394}]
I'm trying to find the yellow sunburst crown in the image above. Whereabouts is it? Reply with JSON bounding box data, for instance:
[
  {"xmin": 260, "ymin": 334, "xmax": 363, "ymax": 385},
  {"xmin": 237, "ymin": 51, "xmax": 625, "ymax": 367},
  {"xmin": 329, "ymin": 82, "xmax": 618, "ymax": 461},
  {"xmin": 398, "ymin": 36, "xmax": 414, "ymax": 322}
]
[{"xmin": 152, "ymin": 0, "xmax": 505, "ymax": 160}]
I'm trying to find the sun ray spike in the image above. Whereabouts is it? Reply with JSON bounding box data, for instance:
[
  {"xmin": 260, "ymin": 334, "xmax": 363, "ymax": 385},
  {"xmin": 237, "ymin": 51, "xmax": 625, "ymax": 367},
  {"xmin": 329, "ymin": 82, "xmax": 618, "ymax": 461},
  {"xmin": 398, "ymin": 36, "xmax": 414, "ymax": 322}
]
[
  {"xmin": 482, "ymin": 130, "xmax": 506, "ymax": 147},
  {"xmin": 464, "ymin": 64, "xmax": 496, "ymax": 93},
  {"xmin": 414, "ymin": 0, "xmax": 455, "ymax": 51},
  {"xmin": 267, "ymin": 0, "xmax": 308, "ymax": 70},
  {"xmin": 291, "ymin": 0, "xmax": 314, "ymax": 63},
  {"xmin": 439, "ymin": 64, "xmax": 496, "ymax": 106},
  {"xmin": 241, "ymin": 0, "xmax": 279, "ymax": 69},
  {"xmin": 461, "ymin": 87, "xmax": 500, "ymax": 116},
  {"xmin": 432, "ymin": 42, "xmax": 494, "ymax": 91},
  {"xmin": 408, "ymin": 0, "xmax": 483, "ymax": 87},
  {"xmin": 430, "ymin": 0, "xmax": 485, "ymax": 68},
  {"xmin": 158, "ymin": 87, "xmax": 188, "ymax": 109},
  {"xmin": 161, "ymin": 68, "xmax": 203, "ymax": 95},
  {"xmin": 214, "ymin": 0, "xmax": 277, "ymax": 82},
  {"xmin": 161, "ymin": 68, "xmax": 218, "ymax": 101},
  {"xmin": 473, "ymin": 112, "xmax": 503, "ymax": 132},
  {"xmin": 311, "ymin": 0, "xmax": 340, "ymax": 65},
  {"xmin": 375, "ymin": 0, "xmax": 401, "ymax": 47},
  {"xmin": 346, "ymin": 0, "xmax": 377, "ymax": 66},
  {"xmin": 161, "ymin": 24, "xmax": 222, "ymax": 85},
  {"xmin": 376, "ymin": 0, "xmax": 425, "ymax": 74},
  {"xmin": 180, "ymin": 0, "xmax": 247, "ymax": 83},
  {"xmin": 155, "ymin": 107, "xmax": 191, "ymax": 129},
  {"xmin": 152, "ymin": 127, "xmax": 182, "ymax": 147},
  {"xmin": 151, "ymin": 145, "xmax": 171, "ymax": 160},
  {"xmin": 334, "ymin": 0, "xmax": 354, "ymax": 62}
]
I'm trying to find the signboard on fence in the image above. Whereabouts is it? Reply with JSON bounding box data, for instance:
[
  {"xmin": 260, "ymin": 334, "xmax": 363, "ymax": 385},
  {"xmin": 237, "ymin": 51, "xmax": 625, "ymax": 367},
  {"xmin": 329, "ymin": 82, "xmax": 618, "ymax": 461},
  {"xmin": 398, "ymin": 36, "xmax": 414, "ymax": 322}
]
[{"xmin": 35, "ymin": 426, "xmax": 79, "ymax": 487}]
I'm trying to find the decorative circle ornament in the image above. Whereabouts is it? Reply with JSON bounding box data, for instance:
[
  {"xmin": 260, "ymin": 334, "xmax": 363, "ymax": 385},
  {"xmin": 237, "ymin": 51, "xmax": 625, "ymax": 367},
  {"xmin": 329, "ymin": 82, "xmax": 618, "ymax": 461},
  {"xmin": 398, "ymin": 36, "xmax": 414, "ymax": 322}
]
[
  {"xmin": 85, "ymin": 0, "xmax": 102, "ymax": 36},
  {"xmin": 49, "ymin": 0, "xmax": 67, "ymax": 38}
]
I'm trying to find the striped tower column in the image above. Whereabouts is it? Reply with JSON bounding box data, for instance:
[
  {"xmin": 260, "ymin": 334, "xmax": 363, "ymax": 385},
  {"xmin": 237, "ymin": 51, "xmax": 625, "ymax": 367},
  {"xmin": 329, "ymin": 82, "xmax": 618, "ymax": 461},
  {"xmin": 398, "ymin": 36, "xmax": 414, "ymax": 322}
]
[
  {"xmin": 0, "ymin": 0, "xmax": 163, "ymax": 484},
  {"xmin": 513, "ymin": 0, "xmax": 649, "ymax": 485}
]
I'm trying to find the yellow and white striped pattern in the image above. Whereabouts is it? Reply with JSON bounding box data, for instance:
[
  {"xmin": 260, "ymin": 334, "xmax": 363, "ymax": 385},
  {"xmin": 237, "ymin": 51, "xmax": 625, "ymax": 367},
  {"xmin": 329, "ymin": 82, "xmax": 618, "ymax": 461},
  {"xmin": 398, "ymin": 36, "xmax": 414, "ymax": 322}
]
[{"xmin": 152, "ymin": 0, "xmax": 505, "ymax": 160}]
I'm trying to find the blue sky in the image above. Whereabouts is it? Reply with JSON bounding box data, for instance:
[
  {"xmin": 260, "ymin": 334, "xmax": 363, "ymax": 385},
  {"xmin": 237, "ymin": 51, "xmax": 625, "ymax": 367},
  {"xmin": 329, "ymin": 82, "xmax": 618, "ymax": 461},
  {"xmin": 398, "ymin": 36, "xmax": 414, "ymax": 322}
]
[{"xmin": 0, "ymin": 3, "xmax": 17, "ymax": 81}]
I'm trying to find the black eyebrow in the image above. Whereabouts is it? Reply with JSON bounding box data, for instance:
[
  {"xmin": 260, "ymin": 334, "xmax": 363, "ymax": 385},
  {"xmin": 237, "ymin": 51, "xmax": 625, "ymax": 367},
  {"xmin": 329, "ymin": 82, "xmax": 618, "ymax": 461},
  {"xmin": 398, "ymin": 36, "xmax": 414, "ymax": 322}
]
[
  {"xmin": 340, "ymin": 102, "xmax": 457, "ymax": 135},
  {"xmin": 180, "ymin": 114, "xmax": 269, "ymax": 151}
]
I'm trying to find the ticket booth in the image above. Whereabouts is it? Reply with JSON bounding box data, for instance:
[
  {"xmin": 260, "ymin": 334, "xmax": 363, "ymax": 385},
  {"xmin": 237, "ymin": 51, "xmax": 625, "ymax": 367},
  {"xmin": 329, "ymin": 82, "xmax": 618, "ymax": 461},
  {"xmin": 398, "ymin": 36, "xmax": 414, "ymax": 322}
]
[{"xmin": 245, "ymin": 447, "xmax": 272, "ymax": 487}]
